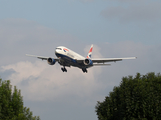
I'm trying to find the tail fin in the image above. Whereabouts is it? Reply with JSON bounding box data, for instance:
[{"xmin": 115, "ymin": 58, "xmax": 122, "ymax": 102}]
[{"xmin": 87, "ymin": 44, "xmax": 93, "ymax": 59}]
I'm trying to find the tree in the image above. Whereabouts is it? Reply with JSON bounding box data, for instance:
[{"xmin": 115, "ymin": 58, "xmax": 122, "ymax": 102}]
[
  {"xmin": 0, "ymin": 78, "xmax": 40, "ymax": 120},
  {"xmin": 95, "ymin": 72, "xmax": 161, "ymax": 120}
]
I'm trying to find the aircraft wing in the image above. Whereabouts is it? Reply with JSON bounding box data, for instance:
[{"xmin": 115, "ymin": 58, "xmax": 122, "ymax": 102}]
[
  {"xmin": 26, "ymin": 54, "xmax": 59, "ymax": 61},
  {"xmin": 91, "ymin": 57, "xmax": 137, "ymax": 63}
]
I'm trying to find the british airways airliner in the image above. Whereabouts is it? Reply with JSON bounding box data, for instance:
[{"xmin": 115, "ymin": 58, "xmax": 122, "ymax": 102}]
[{"xmin": 26, "ymin": 45, "xmax": 136, "ymax": 73}]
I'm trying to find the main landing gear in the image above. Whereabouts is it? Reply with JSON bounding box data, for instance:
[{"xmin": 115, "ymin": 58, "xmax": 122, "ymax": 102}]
[
  {"xmin": 82, "ymin": 68, "xmax": 87, "ymax": 73},
  {"xmin": 61, "ymin": 67, "xmax": 67, "ymax": 72}
]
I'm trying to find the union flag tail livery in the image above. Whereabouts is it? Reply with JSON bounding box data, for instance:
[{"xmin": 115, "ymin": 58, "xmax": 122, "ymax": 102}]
[
  {"xmin": 26, "ymin": 44, "xmax": 137, "ymax": 73},
  {"xmin": 87, "ymin": 44, "xmax": 93, "ymax": 59}
]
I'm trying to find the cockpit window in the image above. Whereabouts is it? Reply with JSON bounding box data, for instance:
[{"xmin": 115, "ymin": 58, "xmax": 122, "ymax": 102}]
[{"xmin": 56, "ymin": 48, "xmax": 62, "ymax": 50}]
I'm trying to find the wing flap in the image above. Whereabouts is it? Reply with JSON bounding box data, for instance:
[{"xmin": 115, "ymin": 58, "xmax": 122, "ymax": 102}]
[{"xmin": 93, "ymin": 63, "xmax": 111, "ymax": 66}]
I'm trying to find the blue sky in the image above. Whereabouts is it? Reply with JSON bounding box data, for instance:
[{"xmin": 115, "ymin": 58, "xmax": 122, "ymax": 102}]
[{"xmin": 0, "ymin": 0, "xmax": 161, "ymax": 120}]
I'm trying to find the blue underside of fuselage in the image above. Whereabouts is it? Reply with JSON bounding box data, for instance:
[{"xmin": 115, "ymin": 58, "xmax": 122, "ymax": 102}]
[{"xmin": 55, "ymin": 53, "xmax": 87, "ymax": 68}]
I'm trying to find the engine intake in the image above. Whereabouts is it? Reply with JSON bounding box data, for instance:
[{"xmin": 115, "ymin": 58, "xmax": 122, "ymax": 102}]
[
  {"xmin": 83, "ymin": 59, "xmax": 93, "ymax": 66},
  {"xmin": 47, "ymin": 58, "xmax": 56, "ymax": 65}
]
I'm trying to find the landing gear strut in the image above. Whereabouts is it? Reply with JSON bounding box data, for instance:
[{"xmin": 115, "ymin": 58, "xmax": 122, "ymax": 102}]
[
  {"xmin": 82, "ymin": 68, "xmax": 87, "ymax": 73},
  {"xmin": 61, "ymin": 67, "xmax": 67, "ymax": 72}
]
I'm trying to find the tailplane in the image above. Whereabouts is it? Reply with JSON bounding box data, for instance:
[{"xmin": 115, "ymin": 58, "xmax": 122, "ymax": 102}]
[{"xmin": 87, "ymin": 44, "xmax": 93, "ymax": 59}]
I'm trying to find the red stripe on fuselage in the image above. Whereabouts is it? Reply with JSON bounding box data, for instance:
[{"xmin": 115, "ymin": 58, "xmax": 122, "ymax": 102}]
[{"xmin": 63, "ymin": 48, "xmax": 69, "ymax": 51}]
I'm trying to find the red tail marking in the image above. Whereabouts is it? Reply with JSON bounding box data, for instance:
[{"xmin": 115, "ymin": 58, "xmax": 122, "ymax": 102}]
[{"xmin": 89, "ymin": 47, "xmax": 93, "ymax": 53}]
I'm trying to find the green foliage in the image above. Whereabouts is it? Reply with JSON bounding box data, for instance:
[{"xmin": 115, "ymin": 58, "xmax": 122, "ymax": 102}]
[
  {"xmin": 0, "ymin": 78, "xmax": 40, "ymax": 120},
  {"xmin": 95, "ymin": 72, "xmax": 161, "ymax": 120}
]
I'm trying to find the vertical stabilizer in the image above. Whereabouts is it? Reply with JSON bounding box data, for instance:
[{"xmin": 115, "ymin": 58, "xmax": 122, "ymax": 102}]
[{"xmin": 87, "ymin": 44, "xmax": 93, "ymax": 59}]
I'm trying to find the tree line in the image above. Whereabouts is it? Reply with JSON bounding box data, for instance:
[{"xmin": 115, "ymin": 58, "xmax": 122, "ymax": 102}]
[
  {"xmin": 1, "ymin": 72, "xmax": 161, "ymax": 120},
  {"xmin": 95, "ymin": 72, "xmax": 161, "ymax": 120},
  {"xmin": 0, "ymin": 78, "xmax": 40, "ymax": 120}
]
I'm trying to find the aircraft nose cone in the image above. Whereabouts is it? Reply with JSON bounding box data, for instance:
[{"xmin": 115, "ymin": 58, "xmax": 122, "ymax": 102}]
[
  {"xmin": 55, "ymin": 49, "xmax": 58, "ymax": 55},
  {"xmin": 55, "ymin": 49, "xmax": 61, "ymax": 56},
  {"xmin": 55, "ymin": 49, "xmax": 58, "ymax": 53}
]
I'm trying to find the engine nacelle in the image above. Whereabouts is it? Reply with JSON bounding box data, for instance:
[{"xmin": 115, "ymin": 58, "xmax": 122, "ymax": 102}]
[
  {"xmin": 47, "ymin": 58, "xmax": 56, "ymax": 65},
  {"xmin": 83, "ymin": 59, "xmax": 93, "ymax": 66}
]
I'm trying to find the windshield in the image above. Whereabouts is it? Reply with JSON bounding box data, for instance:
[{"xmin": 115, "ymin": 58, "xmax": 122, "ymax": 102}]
[{"xmin": 56, "ymin": 48, "xmax": 62, "ymax": 50}]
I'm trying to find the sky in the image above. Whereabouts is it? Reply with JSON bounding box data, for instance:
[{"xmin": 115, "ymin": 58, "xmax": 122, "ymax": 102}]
[{"xmin": 0, "ymin": 0, "xmax": 161, "ymax": 120}]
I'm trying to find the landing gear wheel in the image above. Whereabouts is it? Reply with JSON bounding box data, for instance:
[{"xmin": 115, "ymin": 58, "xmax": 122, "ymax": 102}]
[
  {"xmin": 64, "ymin": 68, "xmax": 67, "ymax": 72},
  {"xmin": 82, "ymin": 68, "xmax": 87, "ymax": 73},
  {"xmin": 61, "ymin": 68, "xmax": 64, "ymax": 72},
  {"xmin": 61, "ymin": 67, "xmax": 67, "ymax": 72}
]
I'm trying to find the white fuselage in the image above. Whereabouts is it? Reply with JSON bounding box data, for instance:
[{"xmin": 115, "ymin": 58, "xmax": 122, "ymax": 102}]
[{"xmin": 55, "ymin": 46, "xmax": 88, "ymax": 69}]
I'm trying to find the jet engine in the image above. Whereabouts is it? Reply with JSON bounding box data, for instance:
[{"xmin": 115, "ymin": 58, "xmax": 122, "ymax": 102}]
[
  {"xmin": 83, "ymin": 59, "xmax": 93, "ymax": 66},
  {"xmin": 47, "ymin": 58, "xmax": 56, "ymax": 65}
]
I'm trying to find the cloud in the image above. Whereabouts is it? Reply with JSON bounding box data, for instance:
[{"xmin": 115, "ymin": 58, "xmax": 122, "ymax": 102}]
[
  {"xmin": 0, "ymin": 45, "xmax": 104, "ymax": 103},
  {"xmin": 101, "ymin": 1, "xmax": 161, "ymax": 23},
  {"xmin": 0, "ymin": 17, "xmax": 160, "ymax": 120},
  {"xmin": 1, "ymin": 39, "xmax": 161, "ymax": 120},
  {"xmin": 2, "ymin": 40, "xmax": 160, "ymax": 102},
  {"xmin": 0, "ymin": 18, "xmax": 79, "ymax": 66},
  {"xmin": 101, "ymin": 41, "xmax": 161, "ymax": 75},
  {"xmin": 0, "ymin": 18, "xmax": 76, "ymax": 45},
  {"xmin": 0, "ymin": 18, "xmax": 105, "ymax": 105}
]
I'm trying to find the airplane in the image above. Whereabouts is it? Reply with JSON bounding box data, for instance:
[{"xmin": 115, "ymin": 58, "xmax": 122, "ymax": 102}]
[{"xmin": 26, "ymin": 44, "xmax": 136, "ymax": 73}]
